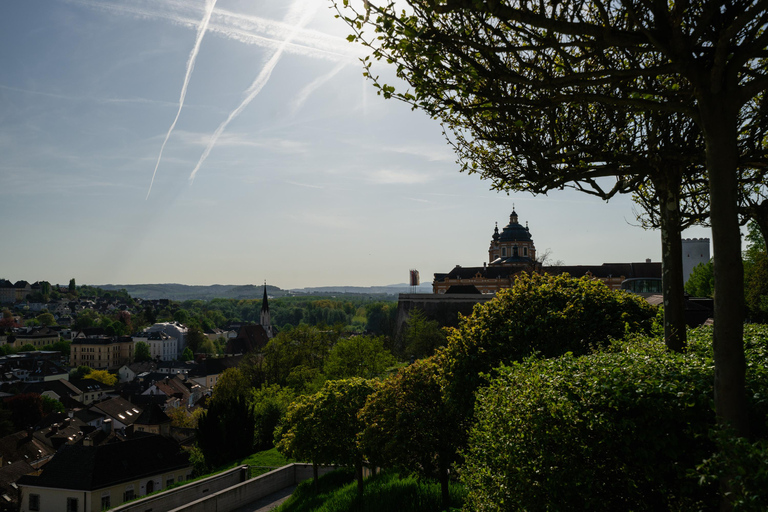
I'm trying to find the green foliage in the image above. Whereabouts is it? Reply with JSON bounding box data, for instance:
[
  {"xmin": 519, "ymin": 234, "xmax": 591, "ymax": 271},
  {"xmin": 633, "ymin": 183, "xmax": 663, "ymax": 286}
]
[
  {"xmin": 324, "ymin": 335, "xmax": 395, "ymax": 379},
  {"xmin": 35, "ymin": 312, "xmax": 55, "ymax": 327},
  {"xmin": 276, "ymin": 378, "xmax": 378, "ymax": 493},
  {"xmin": 275, "ymin": 470, "xmax": 465, "ymax": 512},
  {"xmin": 70, "ymin": 365, "xmax": 92, "ymax": 380},
  {"xmin": 744, "ymin": 222, "xmax": 768, "ymax": 322},
  {"xmin": 134, "ymin": 341, "xmax": 152, "ymax": 362},
  {"xmin": 4, "ymin": 393, "xmax": 44, "ymax": 431},
  {"xmin": 359, "ymin": 355, "xmax": 458, "ymax": 507},
  {"xmin": 402, "ymin": 309, "xmax": 446, "ymax": 359},
  {"xmin": 182, "ymin": 347, "xmax": 194, "ymax": 361},
  {"xmin": 442, "ymin": 273, "xmax": 657, "ymax": 422},
  {"xmin": 461, "ymin": 327, "xmax": 768, "ymax": 511},
  {"xmin": 697, "ymin": 432, "xmax": 768, "ymax": 512},
  {"xmin": 685, "ymin": 260, "xmax": 715, "ymax": 298},
  {"xmin": 18, "ymin": 343, "xmax": 36, "ymax": 353},
  {"xmin": 251, "ymin": 384, "xmax": 295, "ymax": 450},
  {"xmin": 41, "ymin": 395, "xmax": 64, "ymax": 414},
  {"xmin": 42, "ymin": 340, "xmax": 70, "ymax": 357},
  {"xmin": 84, "ymin": 369, "xmax": 117, "ymax": 387},
  {"xmin": 196, "ymin": 394, "xmax": 255, "ymax": 468}
]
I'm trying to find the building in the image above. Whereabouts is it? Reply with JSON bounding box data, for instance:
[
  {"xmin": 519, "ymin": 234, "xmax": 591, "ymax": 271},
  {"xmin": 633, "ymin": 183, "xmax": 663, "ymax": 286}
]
[
  {"xmin": 17, "ymin": 434, "xmax": 191, "ymax": 512},
  {"xmin": 432, "ymin": 209, "xmax": 662, "ymax": 295},
  {"xmin": 13, "ymin": 328, "xmax": 60, "ymax": 350},
  {"xmin": 70, "ymin": 336, "xmax": 134, "ymax": 369},
  {"xmin": 682, "ymin": 238, "xmax": 711, "ymax": 283},
  {"xmin": 433, "ymin": 209, "xmax": 540, "ymax": 294},
  {"xmin": 146, "ymin": 322, "xmax": 188, "ymax": 358},
  {"xmin": 132, "ymin": 331, "xmax": 178, "ymax": 362}
]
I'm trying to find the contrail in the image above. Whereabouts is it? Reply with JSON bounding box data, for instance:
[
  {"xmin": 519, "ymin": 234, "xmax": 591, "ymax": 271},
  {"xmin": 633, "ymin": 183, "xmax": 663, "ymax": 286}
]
[
  {"xmin": 188, "ymin": 0, "xmax": 318, "ymax": 184},
  {"xmin": 289, "ymin": 61, "xmax": 347, "ymax": 116},
  {"xmin": 146, "ymin": 0, "xmax": 218, "ymax": 200}
]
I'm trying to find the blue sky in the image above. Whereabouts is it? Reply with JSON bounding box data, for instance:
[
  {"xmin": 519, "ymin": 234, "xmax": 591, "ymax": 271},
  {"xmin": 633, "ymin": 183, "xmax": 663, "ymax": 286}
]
[{"xmin": 0, "ymin": 0, "xmax": 711, "ymax": 290}]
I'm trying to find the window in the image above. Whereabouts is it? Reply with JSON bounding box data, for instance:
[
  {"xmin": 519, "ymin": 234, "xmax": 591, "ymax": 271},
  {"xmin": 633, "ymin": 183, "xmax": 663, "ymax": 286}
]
[
  {"xmin": 123, "ymin": 488, "xmax": 135, "ymax": 502},
  {"xmin": 524, "ymin": 247, "xmax": 528, "ymax": 257},
  {"xmin": 166, "ymin": 477, "xmax": 174, "ymax": 487},
  {"xmin": 101, "ymin": 495, "xmax": 111, "ymax": 511},
  {"xmin": 66, "ymin": 497, "xmax": 78, "ymax": 512},
  {"xmin": 29, "ymin": 494, "xmax": 40, "ymax": 511}
]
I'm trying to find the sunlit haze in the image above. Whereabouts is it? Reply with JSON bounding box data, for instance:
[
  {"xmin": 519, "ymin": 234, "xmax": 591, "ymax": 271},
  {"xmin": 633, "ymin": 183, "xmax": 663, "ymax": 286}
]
[{"xmin": 0, "ymin": 0, "xmax": 711, "ymax": 290}]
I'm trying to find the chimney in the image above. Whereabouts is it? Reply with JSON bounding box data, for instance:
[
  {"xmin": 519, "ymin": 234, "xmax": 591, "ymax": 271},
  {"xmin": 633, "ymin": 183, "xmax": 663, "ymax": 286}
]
[
  {"xmin": 646, "ymin": 258, "xmax": 651, "ymax": 263},
  {"xmin": 103, "ymin": 418, "xmax": 112, "ymax": 434}
]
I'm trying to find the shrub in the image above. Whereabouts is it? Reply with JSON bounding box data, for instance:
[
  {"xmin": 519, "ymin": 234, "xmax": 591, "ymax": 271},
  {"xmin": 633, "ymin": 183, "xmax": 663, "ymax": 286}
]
[
  {"xmin": 441, "ymin": 273, "xmax": 657, "ymax": 423},
  {"xmin": 461, "ymin": 327, "xmax": 768, "ymax": 511}
]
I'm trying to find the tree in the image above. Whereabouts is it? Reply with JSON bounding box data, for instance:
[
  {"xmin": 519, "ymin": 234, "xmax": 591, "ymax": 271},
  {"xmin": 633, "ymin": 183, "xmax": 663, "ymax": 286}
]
[
  {"xmin": 442, "ymin": 273, "xmax": 656, "ymax": 437},
  {"xmin": 743, "ymin": 223, "xmax": 768, "ymax": 323},
  {"xmin": 323, "ymin": 335, "xmax": 395, "ymax": 379},
  {"xmin": 401, "ymin": 309, "xmax": 446, "ymax": 359},
  {"xmin": 68, "ymin": 278, "xmax": 76, "ymax": 294},
  {"xmin": 685, "ymin": 261, "xmax": 715, "ymax": 298},
  {"xmin": 276, "ymin": 378, "xmax": 377, "ymax": 497},
  {"xmin": 84, "ymin": 370, "xmax": 117, "ymax": 387},
  {"xmin": 134, "ymin": 341, "xmax": 152, "ymax": 362},
  {"xmin": 251, "ymin": 384, "xmax": 295, "ymax": 450},
  {"xmin": 70, "ymin": 365, "xmax": 92, "ymax": 380},
  {"xmin": 337, "ymin": 0, "xmax": 768, "ymax": 438},
  {"xmin": 359, "ymin": 355, "xmax": 458, "ymax": 509},
  {"xmin": 182, "ymin": 347, "xmax": 194, "ymax": 361},
  {"xmin": 210, "ymin": 368, "xmax": 252, "ymax": 407},
  {"xmin": 186, "ymin": 327, "xmax": 207, "ymax": 353},
  {"xmin": 196, "ymin": 394, "xmax": 254, "ymax": 468},
  {"xmin": 4, "ymin": 393, "xmax": 44, "ymax": 431}
]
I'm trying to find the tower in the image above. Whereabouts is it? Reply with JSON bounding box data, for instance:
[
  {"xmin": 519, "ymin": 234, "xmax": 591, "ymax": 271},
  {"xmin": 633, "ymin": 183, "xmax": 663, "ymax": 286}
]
[
  {"xmin": 260, "ymin": 282, "xmax": 273, "ymax": 338},
  {"xmin": 488, "ymin": 209, "xmax": 536, "ymax": 266}
]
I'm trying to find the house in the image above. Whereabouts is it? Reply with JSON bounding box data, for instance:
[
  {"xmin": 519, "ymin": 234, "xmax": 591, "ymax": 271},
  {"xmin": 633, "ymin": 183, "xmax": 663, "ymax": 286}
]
[
  {"xmin": 17, "ymin": 434, "xmax": 191, "ymax": 512},
  {"xmin": 132, "ymin": 331, "xmax": 178, "ymax": 362},
  {"xmin": 188, "ymin": 355, "xmax": 242, "ymax": 390},
  {"xmin": 0, "ymin": 460, "xmax": 35, "ymax": 511},
  {"xmin": 133, "ymin": 404, "xmax": 172, "ymax": 437},
  {"xmin": 13, "ymin": 328, "xmax": 60, "ymax": 350},
  {"xmin": 225, "ymin": 324, "xmax": 270, "ymax": 355},
  {"xmin": 89, "ymin": 397, "xmax": 142, "ymax": 431},
  {"xmin": 117, "ymin": 361, "xmax": 156, "ymax": 383},
  {"xmin": 141, "ymin": 374, "xmax": 201, "ymax": 410},
  {"xmin": 0, "ymin": 352, "xmax": 69, "ymax": 386},
  {"xmin": 70, "ymin": 336, "xmax": 133, "ymax": 369}
]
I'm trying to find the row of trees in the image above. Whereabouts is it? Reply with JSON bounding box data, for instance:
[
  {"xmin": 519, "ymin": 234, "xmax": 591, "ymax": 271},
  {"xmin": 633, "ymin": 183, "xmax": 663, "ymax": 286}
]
[{"xmin": 275, "ymin": 274, "xmax": 657, "ymax": 507}]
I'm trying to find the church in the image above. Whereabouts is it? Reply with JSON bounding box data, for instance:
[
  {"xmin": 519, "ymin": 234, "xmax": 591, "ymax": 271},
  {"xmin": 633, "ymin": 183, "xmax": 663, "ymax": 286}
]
[{"xmin": 432, "ymin": 209, "xmax": 662, "ymax": 294}]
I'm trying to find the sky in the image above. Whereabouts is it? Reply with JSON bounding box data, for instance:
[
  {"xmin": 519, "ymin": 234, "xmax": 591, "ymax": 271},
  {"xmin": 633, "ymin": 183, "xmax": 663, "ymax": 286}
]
[{"xmin": 0, "ymin": 0, "xmax": 712, "ymax": 290}]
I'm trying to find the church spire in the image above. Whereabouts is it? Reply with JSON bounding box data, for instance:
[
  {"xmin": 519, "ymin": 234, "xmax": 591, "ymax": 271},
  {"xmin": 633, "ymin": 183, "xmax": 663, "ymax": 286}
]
[{"xmin": 260, "ymin": 281, "xmax": 272, "ymax": 337}]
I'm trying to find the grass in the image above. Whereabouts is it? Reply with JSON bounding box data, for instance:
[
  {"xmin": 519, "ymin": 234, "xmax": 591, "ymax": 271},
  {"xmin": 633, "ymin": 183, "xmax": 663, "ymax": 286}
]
[
  {"xmin": 221, "ymin": 447, "xmax": 294, "ymax": 478},
  {"xmin": 275, "ymin": 469, "xmax": 465, "ymax": 512}
]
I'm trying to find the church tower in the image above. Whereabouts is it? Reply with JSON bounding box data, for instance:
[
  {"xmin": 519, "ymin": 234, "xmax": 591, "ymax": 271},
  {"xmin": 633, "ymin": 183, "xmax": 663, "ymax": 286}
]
[
  {"xmin": 260, "ymin": 282, "xmax": 273, "ymax": 338},
  {"xmin": 488, "ymin": 209, "xmax": 536, "ymax": 266}
]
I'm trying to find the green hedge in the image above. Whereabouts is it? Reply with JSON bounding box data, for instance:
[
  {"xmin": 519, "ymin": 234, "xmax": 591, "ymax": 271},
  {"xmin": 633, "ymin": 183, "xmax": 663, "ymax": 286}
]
[{"xmin": 461, "ymin": 326, "xmax": 768, "ymax": 511}]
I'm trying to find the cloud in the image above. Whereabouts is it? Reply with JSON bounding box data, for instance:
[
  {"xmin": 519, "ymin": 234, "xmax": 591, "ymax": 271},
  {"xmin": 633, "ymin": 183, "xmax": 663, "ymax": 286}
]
[{"xmin": 367, "ymin": 169, "xmax": 434, "ymax": 185}]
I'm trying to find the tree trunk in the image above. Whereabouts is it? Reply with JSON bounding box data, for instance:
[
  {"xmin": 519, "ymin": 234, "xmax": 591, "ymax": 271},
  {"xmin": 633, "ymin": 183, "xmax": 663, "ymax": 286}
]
[
  {"xmin": 656, "ymin": 175, "xmax": 687, "ymax": 352},
  {"xmin": 700, "ymin": 98, "xmax": 748, "ymax": 439},
  {"xmin": 439, "ymin": 450, "xmax": 450, "ymax": 510},
  {"xmin": 355, "ymin": 460, "xmax": 364, "ymax": 499}
]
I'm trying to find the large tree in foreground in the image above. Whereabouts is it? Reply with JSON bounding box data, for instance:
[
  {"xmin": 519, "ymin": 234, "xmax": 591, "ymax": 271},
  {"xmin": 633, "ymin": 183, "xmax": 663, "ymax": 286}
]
[{"xmin": 336, "ymin": 0, "xmax": 768, "ymax": 438}]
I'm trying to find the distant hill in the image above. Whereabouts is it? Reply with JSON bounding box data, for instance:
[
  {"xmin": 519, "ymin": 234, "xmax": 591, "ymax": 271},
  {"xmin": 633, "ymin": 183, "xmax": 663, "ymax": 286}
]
[
  {"xmin": 95, "ymin": 283, "xmax": 286, "ymax": 301},
  {"xmin": 291, "ymin": 283, "xmax": 433, "ymax": 295},
  {"xmin": 94, "ymin": 282, "xmax": 433, "ymax": 301}
]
